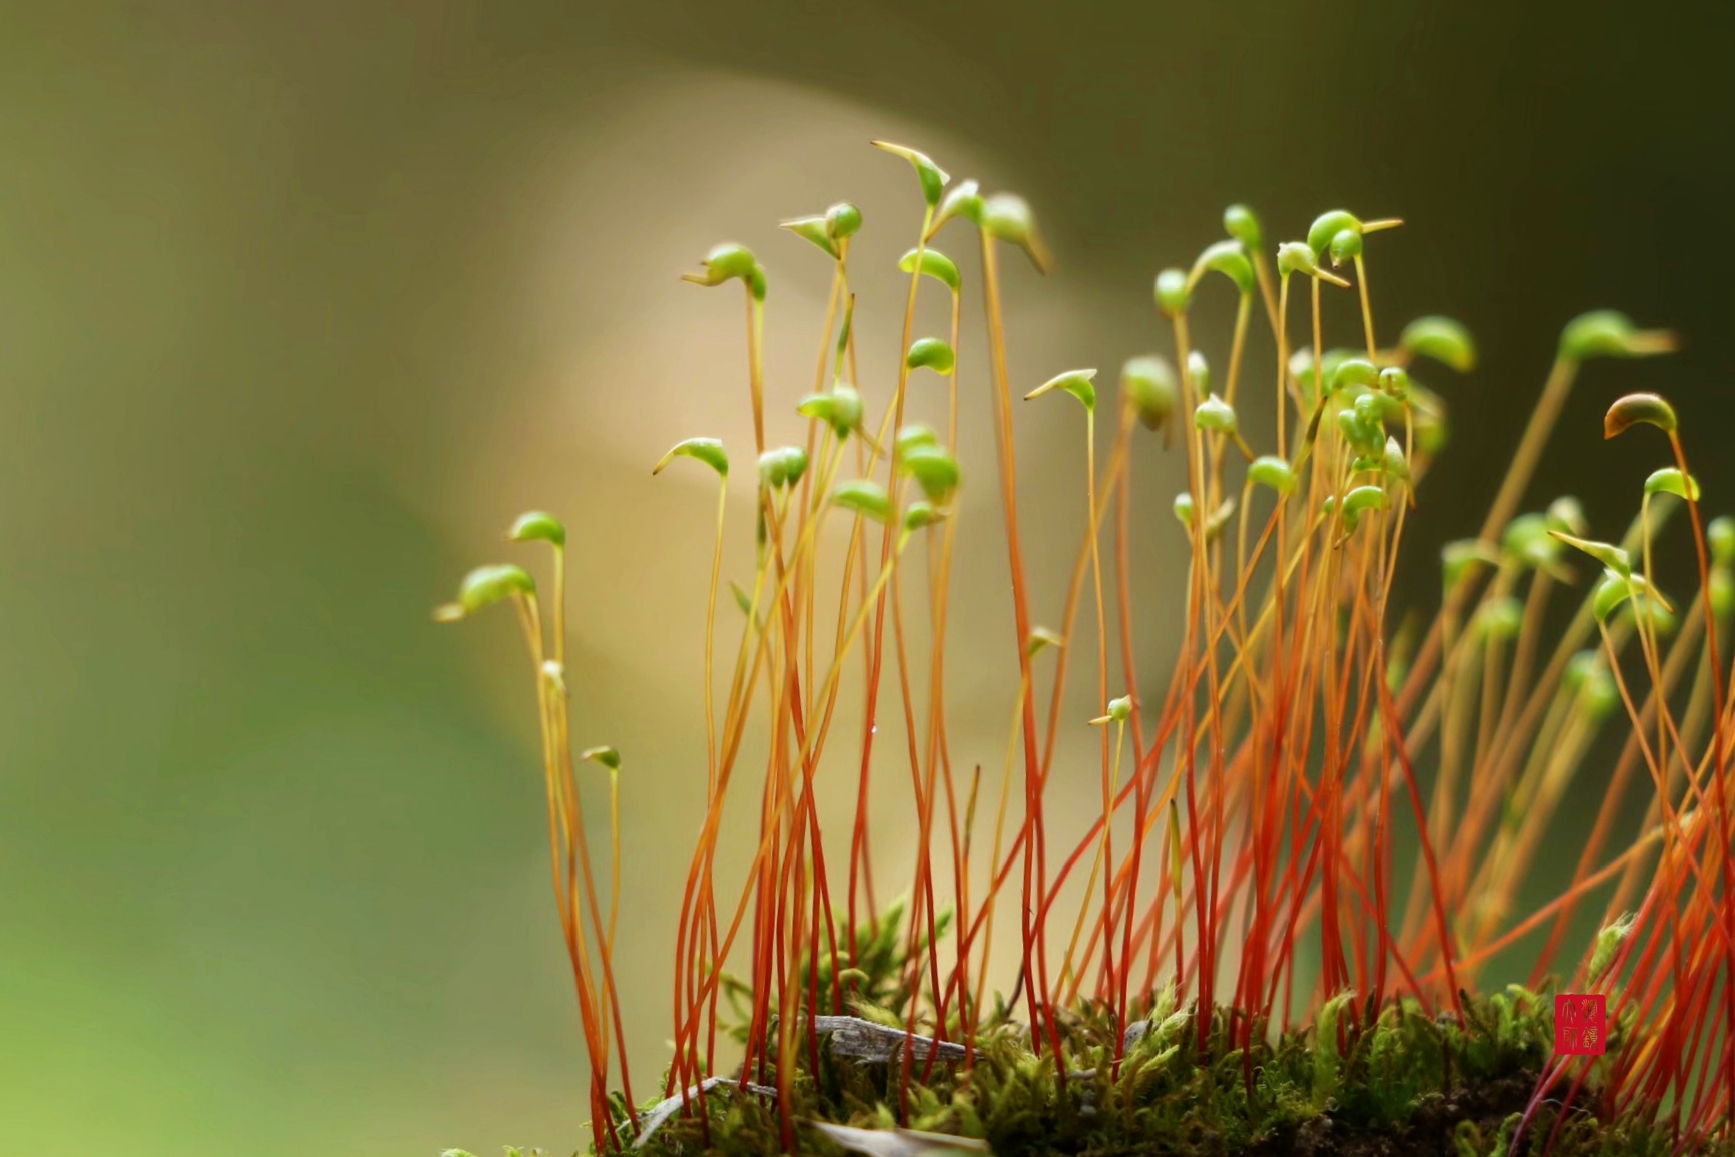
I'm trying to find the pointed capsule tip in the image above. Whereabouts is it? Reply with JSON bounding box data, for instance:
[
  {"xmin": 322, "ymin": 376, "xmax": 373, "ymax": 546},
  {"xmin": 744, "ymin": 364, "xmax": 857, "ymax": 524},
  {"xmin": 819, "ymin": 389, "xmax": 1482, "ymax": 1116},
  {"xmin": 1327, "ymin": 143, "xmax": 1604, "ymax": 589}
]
[{"xmin": 1604, "ymin": 392, "xmax": 1678, "ymax": 440}]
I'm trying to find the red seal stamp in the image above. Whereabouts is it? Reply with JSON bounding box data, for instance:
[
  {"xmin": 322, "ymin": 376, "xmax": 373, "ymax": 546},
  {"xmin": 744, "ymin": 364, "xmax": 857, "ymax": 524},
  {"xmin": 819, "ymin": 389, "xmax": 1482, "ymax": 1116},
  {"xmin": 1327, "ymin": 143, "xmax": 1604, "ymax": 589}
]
[{"xmin": 1555, "ymin": 993, "xmax": 1606, "ymax": 1056}]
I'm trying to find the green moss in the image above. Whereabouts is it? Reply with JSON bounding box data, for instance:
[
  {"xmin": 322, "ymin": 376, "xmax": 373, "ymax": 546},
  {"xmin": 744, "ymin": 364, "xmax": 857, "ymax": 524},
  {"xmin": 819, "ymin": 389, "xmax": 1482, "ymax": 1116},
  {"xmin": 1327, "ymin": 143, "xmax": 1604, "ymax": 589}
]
[{"xmin": 613, "ymin": 983, "xmax": 1723, "ymax": 1157}]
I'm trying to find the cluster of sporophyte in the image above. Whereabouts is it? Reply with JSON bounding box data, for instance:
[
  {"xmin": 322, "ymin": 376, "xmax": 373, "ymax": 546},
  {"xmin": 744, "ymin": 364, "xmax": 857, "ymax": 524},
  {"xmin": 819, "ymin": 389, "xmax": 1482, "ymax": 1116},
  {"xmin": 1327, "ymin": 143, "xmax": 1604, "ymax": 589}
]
[{"xmin": 437, "ymin": 140, "xmax": 1735, "ymax": 1155}]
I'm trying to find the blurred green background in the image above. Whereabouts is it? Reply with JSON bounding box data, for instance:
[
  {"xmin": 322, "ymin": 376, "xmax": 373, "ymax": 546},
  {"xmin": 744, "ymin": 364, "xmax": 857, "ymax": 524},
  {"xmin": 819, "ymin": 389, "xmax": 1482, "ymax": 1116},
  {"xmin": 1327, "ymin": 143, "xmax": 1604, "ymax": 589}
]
[{"xmin": 2, "ymin": 1, "xmax": 1731, "ymax": 1153}]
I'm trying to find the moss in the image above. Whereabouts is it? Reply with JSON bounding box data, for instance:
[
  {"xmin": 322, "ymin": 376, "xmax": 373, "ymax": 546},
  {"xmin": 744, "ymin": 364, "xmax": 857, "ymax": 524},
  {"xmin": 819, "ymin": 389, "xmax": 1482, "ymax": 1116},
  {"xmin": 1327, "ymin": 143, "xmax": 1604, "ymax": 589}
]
[{"xmin": 616, "ymin": 984, "xmax": 1725, "ymax": 1157}]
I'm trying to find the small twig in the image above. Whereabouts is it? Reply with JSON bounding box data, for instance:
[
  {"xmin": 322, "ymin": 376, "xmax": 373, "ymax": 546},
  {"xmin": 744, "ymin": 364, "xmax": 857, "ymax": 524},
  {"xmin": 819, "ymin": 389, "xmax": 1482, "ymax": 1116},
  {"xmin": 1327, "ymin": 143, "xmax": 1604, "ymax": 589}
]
[
  {"xmin": 809, "ymin": 1015, "xmax": 968, "ymax": 1065},
  {"xmin": 808, "ymin": 1121, "xmax": 987, "ymax": 1157},
  {"xmin": 631, "ymin": 1076, "xmax": 777, "ymax": 1150}
]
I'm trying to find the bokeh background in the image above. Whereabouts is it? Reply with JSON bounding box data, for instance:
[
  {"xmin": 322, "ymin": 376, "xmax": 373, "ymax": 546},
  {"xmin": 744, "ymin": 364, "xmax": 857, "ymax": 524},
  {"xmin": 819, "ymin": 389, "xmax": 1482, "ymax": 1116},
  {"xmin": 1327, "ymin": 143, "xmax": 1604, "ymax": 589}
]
[{"xmin": 4, "ymin": 1, "xmax": 1732, "ymax": 1152}]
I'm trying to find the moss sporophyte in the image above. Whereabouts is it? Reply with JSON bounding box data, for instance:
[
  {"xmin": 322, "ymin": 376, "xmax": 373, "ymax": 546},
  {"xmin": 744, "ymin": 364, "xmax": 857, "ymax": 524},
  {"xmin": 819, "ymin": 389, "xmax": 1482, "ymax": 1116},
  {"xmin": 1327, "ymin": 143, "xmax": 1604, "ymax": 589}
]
[{"xmin": 437, "ymin": 143, "xmax": 1735, "ymax": 1156}]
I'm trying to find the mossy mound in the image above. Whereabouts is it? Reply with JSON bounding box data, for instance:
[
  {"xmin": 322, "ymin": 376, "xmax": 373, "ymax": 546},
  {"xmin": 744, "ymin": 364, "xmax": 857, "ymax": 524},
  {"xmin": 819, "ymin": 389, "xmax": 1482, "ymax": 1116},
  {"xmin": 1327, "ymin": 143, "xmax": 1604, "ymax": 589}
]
[{"xmin": 620, "ymin": 989, "xmax": 1722, "ymax": 1157}]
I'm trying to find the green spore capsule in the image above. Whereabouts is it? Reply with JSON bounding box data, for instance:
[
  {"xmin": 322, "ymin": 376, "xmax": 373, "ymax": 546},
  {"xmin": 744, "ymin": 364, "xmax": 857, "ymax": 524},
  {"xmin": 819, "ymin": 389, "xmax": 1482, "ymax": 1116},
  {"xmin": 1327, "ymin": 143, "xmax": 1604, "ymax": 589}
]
[
  {"xmin": 1026, "ymin": 368, "xmax": 1097, "ymax": 412},
  {"xmin": 509, "ymin": 511, "xmax": 566, "ymax": 548},
  {"xmin": 906, "ymin": 337, "xmax": 956, "ymax": 375},
  {"xmin": 900, "ymin": 444, "xmax": 962, "ymax": 502},
  {"xmin": 796, "ymin": 391, "xmax": 849, "ymax": 438},
  {"xmin": 1559, "ymin": 310, "xmax": 1677, "ymax": 361},
  {"xmin": 832, "ymin": 385, "xmax": 865, "ymax": 434},
  {"xmin": 1382, "ymin": 437, "xmax": 1410, "ymax": 483},
  {"xmin": 1551, "ymin": 531, "xmax": 1632, "ymax": 578},
  {"xmin": 1281, "ymin": 240, "xmax": 1351, "ymax": 285},
  {"xmin": 1120, "ymin": 355, "xmax": 1179, "ymax": 433},
  {"xmin": 903, "ymin": 502, "xmax": 944, "ymax": 532},
  {"xmin": 1187, "ymin": 350, "xmax": 1211, "ymax": 396},
  {"xmin": 1194, "ymin": 394, "xmax": 1237, "ymax": 435},
  {"xmin": 682, "ymin": 241, "xmax": 767, "ymax": 300},
  {"xmin": 824, "ymin": 201, "xmax": 862, "ymax": 241},
  {"xmin": 1306, "ymin": 210, "xmax": 1362, "ymax": 258},
  {"xmin": 896, "ymin": 424, "xmax": 939, "ymax": 455},
  {"xmin": 438, "ymin": 562, "xmax": 536, "ymax": 622},
  {"xmin": 1328, "ymin": 228, "xmax": 1362, "ymax": 266},
  {"xmin": 1189, "ymin": 238, "xmax": 1255, "ymax": 295},
  {"xmin": 1572, "ymin": 654, "xmax": 1619, "ymax": 720},
  {"xmin": 899, "ymin": 247, "xmax": 961, "ymax": 292},
  {"xmin": 758, "ymin": 446, "xmax": 809, "ymax": 488},
  {"xmin": 872, "ymin": 140, "xmax": 949, "ymax": 206},
  {"xmin": 1330, "ymin": 357, "xmax": 1379, "ymax": 396},
  {"xmin": 654, "ymin": 436, "xmax": 729, "ymax": 478},
  {"xmin": 1398, "ymin": 316, "xmax": 1476, "ymax": 373},
  {"xmin": 934, "ymin": 179, "xmax": 983, "ymax": 231},
  {"xmin": 579, "ymin": 745, "xmax": 621, "ymax": 770},
  {"xmin": 1593, "ymin": 570, "xmax": 1671, "ymax": 624},
  {"xmin": 1026, "ymin": 625, "xmax": 1064, "ymax": 657},
  {"xmin": 1712, "ymin": 567, "xmax": 1735, "ymax": 619},
  {"xmin": 830, "ymin": 479, "xmax": 893, "ymax": 524},
  {"xmin": 1709, "ymin": 516, "xmax": 1735, "ymax": 566},
  {"xmin": 1155, "ymin": 268, "xmax": 1191, "ymax": 316},
  {"xmin": 1644, "ymin": 467, "xmax": 1700, "ymax": 501},
  {"xmin": 1340, "ymin": 485, "xmax": 1387, "ymax": 532},
  {"xmin": 981, "ymin": 193, "xmax": 1051, "ymax": 271},
  {"xmin": 1443, "ymin": 539, "xmax": 1500, "ymax": 594},
  {"xmin": 780, "ymin": 215, "xmax": 836, "ymax": 258},
  {"xmin": 1300, "ymin": 348, "xmax": 1356, "ymax": 398},
  {"xmin": 1503, "ymin": 513, "xmax": 1560, "ymax": 572},
  {"xmin": 1605, "ymin": 393, "xmax": 1678, "ymax": 439},
  {"xmin": 1547, "ymin": 496, "xmax": 1588, "ymax": 537},
  {"xmin": 1223, "ymin": 203, "xmax": 1264, "ymax": 251},
  {"xmin": 1248, "ymin": 455, "xmax": 1297, "ymax": 496}
]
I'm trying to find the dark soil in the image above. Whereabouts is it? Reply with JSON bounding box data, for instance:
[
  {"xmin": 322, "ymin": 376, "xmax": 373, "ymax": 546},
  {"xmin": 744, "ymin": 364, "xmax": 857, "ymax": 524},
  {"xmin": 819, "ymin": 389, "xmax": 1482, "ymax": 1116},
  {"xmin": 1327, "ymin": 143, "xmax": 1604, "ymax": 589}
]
[{"xmin": 1245, "ymin": 1072, "xmax": 1536, "ymax": 1157}]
